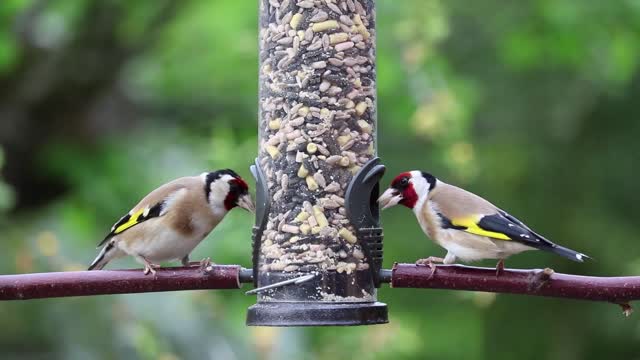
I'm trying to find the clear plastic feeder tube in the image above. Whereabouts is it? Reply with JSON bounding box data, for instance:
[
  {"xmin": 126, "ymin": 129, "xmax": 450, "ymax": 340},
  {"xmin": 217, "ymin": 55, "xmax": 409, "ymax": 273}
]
[{"xmin": 248, "ymin": 0, "xmax": 386, "ymax": 326}]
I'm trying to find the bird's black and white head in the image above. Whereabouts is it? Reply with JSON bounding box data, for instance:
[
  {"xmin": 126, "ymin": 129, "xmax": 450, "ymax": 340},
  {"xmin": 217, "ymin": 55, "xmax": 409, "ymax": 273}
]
[
  {"xmin": 378, "ymin": 171, "xmax": 437, "ymax": 210},
  {"xmin": 203, "ymin": 169, "xmax": 255, "ymax": 214}
]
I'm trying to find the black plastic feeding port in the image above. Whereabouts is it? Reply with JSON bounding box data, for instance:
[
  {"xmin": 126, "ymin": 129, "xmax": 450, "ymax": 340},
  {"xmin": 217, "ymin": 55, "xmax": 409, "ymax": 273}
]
[{"xmin": 247, "ymin": 158, "xmax": 387, "ymax": 326}]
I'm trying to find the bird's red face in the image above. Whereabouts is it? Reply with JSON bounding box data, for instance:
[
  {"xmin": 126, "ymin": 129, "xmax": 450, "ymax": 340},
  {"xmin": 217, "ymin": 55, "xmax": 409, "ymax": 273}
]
[
  {"xmin": 378, "ymin": 172, "xmax": 419, "ymax": 209},
  {"xmin": 225, "ymin": 176, "xmax": 254, "ymax": 212}
]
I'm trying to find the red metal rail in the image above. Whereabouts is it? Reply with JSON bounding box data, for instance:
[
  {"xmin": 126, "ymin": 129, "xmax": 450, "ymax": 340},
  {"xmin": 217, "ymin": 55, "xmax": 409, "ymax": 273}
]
[
  {"xmin": 0, "ymin": 265, "xmax": 242, "ymax": 300},
  {"xmin": 390, "ymin": 263, "xmax": 640, "ymax": 315}
]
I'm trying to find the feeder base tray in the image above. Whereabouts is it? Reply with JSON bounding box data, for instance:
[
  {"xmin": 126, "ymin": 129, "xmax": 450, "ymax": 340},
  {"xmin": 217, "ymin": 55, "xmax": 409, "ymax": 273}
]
[{"xmin": 246, "ymin": 301, "xmax": 388, "ymax": 326}]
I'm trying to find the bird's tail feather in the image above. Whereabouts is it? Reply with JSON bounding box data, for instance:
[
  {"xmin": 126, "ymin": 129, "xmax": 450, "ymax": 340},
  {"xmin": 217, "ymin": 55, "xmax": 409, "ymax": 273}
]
[
  {"xmin": 544, "ymin": 244, "xmax": 590, "ymax": 262},
  {"xmin": 88, "ymin": 243, "xmax": 115, "ymax": 270}
]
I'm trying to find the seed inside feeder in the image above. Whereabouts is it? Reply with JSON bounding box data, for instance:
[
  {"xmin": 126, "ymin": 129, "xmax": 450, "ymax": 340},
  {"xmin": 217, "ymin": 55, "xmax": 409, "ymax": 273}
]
[
  {"xmin": 257, "ymin": 0, "xmax": 378, "ymax": 303},
  {"xmin": 312, "ymin": 20, "xmax": 339, "ymax": 32}
]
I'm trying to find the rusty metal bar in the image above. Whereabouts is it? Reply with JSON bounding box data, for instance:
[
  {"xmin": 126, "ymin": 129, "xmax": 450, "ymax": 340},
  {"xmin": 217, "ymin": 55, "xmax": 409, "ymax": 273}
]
[
  {"xmin": 390, "ymin": 264, "xmax": 640, "ymax": 305},
  {"xmin": 0, "ymin": 265, "xmax": 243, "ymax": 301}
]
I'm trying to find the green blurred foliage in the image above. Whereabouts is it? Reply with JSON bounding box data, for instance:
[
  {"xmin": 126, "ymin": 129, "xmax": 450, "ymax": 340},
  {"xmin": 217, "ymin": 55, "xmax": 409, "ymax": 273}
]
[
  {"xmin": 0, "ymin": 148, "xmax": 15, "ymax": 213},
  {"xmin": 1, "ymin": 0, "xmax": 640, "ymax": 359}
]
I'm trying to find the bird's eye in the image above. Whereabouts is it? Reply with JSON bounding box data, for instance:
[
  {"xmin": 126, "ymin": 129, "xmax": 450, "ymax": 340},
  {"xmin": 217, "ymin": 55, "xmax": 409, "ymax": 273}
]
[{"xmin": 400, "ymin": 177, "xmax": 409, "ymax": 186}]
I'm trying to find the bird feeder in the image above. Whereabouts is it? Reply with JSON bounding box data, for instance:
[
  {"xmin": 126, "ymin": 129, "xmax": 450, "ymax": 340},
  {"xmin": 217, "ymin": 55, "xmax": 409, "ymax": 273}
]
[
  {"xmin": 1, "ymin": 0, "xmax": 639, "ymax": 331},
  {"xmin": 247, "ymin": 0, "xmax": 387, "ymax": 326}
]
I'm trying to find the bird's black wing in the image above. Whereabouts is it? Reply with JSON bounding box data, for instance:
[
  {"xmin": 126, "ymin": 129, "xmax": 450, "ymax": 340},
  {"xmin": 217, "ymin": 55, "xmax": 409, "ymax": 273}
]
[
  {"xmin": 477, "ymin": 210, "xmax": 589, "ymax": 262},
  {"xmin": 475, "ymin": 211, "xmax": 553, "ymax": 248},
  {"xmin": 97, "ymin": 201, "xmax": 165, "ymax": 247}
]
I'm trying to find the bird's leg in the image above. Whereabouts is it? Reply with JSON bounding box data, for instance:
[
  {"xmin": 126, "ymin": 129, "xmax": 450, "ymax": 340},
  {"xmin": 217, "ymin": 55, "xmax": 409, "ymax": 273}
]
[
  {"xmin": 495, "ymin": 259, "xmax": 505, "ymax": 277},
  {"xmin": 137, "ymin": 256, "xmax": 159, "ymax": 276},
  {"xmin": 415, "ymin": 256, "xmax": 444, "ymax": 280},
  {"xmin": 415, "ymin": 256, "xmax": 444, "ymax": 267},
  {"xmin": 415, "ymin": 256, "xmax": 445, "ymax": 266},
  {"xmin": 181, "ymin": 254, "xmax": 215, "ymax": 270}
]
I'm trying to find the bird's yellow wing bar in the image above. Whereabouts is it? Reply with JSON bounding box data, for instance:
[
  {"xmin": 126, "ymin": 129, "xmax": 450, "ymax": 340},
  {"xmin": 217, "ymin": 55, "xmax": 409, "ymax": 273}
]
[
  {"xmin": 97, "ymin": 202, "xmax": 165, "ymax": 247},
  {"xmin": 114, "ymin": 208, "xmax": 146, "ymax": 234},
  {"xmin": 451, "ymin": 216, "xmax": 512, "ymax": 241}
]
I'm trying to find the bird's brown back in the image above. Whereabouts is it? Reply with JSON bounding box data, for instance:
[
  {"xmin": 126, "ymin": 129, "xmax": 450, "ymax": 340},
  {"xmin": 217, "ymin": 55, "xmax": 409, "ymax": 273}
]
[
  {"xmin": 130, "ymin": 176, "xmax": 208, "ymax": 237},
  {"xmin": 429, "ymin": 182, "xmax": 499, "ymax": 218},
  {"xmin": 131, "ymin": 176, "xmax": 200, "ymax": 212}
]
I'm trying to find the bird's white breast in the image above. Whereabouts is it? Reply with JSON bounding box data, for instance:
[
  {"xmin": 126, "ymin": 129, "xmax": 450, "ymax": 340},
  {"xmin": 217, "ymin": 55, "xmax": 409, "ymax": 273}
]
[{"xmin": 116, "ymin": 216, "xmax": 219, "ymax": 263}]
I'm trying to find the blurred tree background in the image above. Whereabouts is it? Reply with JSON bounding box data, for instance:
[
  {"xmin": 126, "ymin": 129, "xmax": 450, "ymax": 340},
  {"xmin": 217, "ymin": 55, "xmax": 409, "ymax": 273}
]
[{"xmin": 1, "ymin": 0, "xmax": 639, "ymax": 359}]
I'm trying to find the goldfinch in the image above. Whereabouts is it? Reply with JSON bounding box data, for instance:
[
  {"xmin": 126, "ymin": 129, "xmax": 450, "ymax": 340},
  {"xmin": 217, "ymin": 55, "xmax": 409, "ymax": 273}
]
[
  {"xmin": 89, "ymin": 170, "xmax": 254, "ymax": 275},
  {"xmin": 378, "ymin": 171, "xmax": 589, "ymax": 275}
]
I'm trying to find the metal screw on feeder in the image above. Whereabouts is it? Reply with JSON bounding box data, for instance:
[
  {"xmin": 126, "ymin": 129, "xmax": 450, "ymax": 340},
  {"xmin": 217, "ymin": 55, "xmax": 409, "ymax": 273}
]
[{"xmin": 246, "ymin": 0, "xmax": 387, "ymax": 326}]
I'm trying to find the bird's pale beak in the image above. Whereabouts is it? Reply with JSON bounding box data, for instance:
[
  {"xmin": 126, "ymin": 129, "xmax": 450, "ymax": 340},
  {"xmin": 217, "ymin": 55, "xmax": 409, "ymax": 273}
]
[
  {"xmin": 237, "ymin": 194, "xmax": 256, "ymax": 213},
  {"xmin": 378, "ymin": 188, "xmax": 403, "ymax": 210}
]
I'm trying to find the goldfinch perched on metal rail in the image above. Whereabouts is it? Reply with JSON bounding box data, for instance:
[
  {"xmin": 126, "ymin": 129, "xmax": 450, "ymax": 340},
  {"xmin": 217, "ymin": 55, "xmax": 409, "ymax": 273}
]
[
  {"xmin": 89, "ymin": 170, "xmax": 255, "ymax": 275},
  {"xmin": 378, "ymin": 171, "xmax": 589, "ymax": 275}
]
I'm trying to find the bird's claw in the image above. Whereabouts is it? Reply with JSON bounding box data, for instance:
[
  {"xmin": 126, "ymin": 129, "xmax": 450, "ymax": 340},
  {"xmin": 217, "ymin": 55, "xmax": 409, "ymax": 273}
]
[
  {"xmin": 182, "ymin": 256, "xmax": 214, "ymax": 271},
  {"xmin": 143, "ymin": 263, "xmax": 159, "ymax": 276},
  {"xmin": 415, "ymin": 256, "xmax": 444, "ymax": 266},
  {"xmin": 416, "ymin": 256, "xmax": 444, "ymax": 280},
  {"xmin": 198, "ymin": 257, "xmax": 214, "ymax": 272}
]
